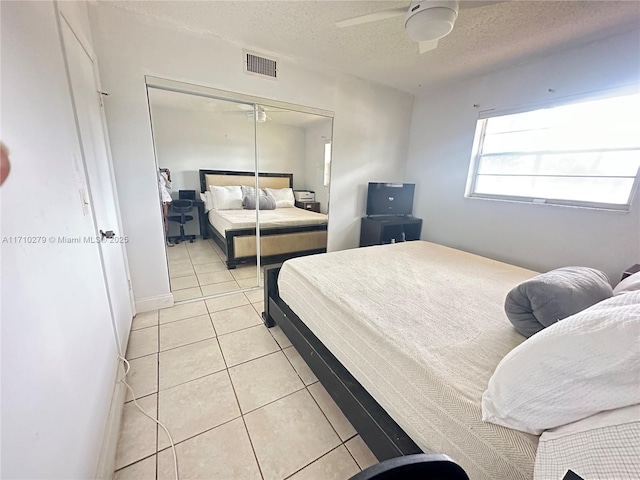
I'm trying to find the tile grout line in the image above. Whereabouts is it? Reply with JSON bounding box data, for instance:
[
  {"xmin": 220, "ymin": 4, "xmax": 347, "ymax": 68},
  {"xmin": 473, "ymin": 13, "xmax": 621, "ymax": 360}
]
[
  {"xmin": 277, "ymin": 339, "xmax": 366, "ymax": 471},
  {"xmin": 127, "ymin": 277, "xmax": 355, "ymax": 477},
  {"xmin": 146, "ymin": 378, "xmax": 333, "ymax": 463},
  {"xmin": 157, "ymin": 366, "xmax": 227, "ymax": 396},
  {"xmin": 281, "ymin": 443, "xmax": 350, "ymax": 480},
  {"xmin": 279, "ymin": 340, "xmax": 358, "ymax": 445},
  {"xmin": 228, "ymin": 373, "xmax": 266, "ymax": 480},
  {"xmin": 121, "ymin": 328, "xmax": 353, "ymax": 476},
  {"xmin": 215, "ymin": 335, "xmax": 266, "ymax": 480},
  {"xmin": 172, "ymin": 286, "xmax": 263, "ymax": 306},
  {"xmin": 153, "ymin": 414, "xmax": 243, "ymax": 458},
  {"xmin": 155, "ymin": 312, "xmax": 160, "ymax": 480},
  {"xmin": 208, "ymin": 302, "xmax": 258, "ymax": 317},
  {"xmin": 281, "ymin": 344, "xmax": 317, "ymax": 387},
  {"xmin": 306, "ymin": 382, "xmax": 349, "ymax": 447},
  {"xmin": 153, "ymin": 324, "xmax": 276, "ymax": 366},
  {"xmin": 280, "ymin": 336, "xmax": 366, "ymax": 464},
  {"xmin": 238, "ymin": 384, "xmax": 307, "ymax": 417},
  {"xmin": 345, "ymin": 439, "xmax": 369, "ymax": 471}
]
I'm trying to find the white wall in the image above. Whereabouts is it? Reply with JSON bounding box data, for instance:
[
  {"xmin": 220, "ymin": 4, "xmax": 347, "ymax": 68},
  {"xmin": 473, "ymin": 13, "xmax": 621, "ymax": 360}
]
[
  {"xmin": 150, "ymin": 101, "xmax": 308, "ymax": 237},
  {"xmin": 88, "ymin": 5, "xmax": 413, "ymax": 304},
  {"xmin": 149, "ymin": 103, "xmax": 306, "ymax": 193},
  {"xmin": 1, "ymin": 1, "xmax": 119, "ymax": 477},
  {"xmin": 407, "ymin": 29, "xmax": 640, "ymax": 283}
]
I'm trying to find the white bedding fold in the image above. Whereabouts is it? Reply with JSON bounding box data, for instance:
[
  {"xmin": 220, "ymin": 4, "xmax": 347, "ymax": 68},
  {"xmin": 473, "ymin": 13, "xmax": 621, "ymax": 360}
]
[{"xmin": 534, "ymin": 404, "xmax": 640, "ymax": 480}]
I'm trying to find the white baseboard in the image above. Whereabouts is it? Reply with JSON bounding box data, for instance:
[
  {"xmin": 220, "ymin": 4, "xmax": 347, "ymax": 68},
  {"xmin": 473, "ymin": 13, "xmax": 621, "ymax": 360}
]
[
  {"xmin": 135, "ymin": 293, "xmax": 174, "ymax": 313},
  {"xmin": 94, "ymin": 361, "xmax": 126, "ymax": 479}
]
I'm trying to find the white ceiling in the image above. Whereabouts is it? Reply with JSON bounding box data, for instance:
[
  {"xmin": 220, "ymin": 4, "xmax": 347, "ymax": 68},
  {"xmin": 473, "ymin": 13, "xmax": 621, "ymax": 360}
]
[{"xmin": 105, "ymin": 1, "xmax": 640, "ymax": 94}]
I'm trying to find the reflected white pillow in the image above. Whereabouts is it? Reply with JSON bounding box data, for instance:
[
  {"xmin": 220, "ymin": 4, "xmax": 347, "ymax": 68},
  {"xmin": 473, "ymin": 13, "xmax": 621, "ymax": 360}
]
[
  {"xmin": 613, "ymin": 272, "xmax": 640, "ymax": 296},
  {"xmin": 264, "ymin": 187, "xmax": 295, "ymax": 208},
  {"xmin": 200, "ymin": 191, "xmax": 215, "ymax": 212},
  {"xmin": 209, "ymin": 185, "xmax": 243, "ymax": 210},
  {"xmin": 482, "ymin": 291, "xmax": 640, "ymax": 435}
]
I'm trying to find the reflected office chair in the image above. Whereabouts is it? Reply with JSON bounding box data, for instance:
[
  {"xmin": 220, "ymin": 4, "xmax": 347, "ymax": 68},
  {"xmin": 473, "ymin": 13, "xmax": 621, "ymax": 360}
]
[{"xmin": 168, "ymin": 199, "xmax": 196, "ymax": 244}]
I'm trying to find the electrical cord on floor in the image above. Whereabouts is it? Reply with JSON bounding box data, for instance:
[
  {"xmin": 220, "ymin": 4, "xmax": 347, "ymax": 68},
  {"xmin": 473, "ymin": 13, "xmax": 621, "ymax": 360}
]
[{"xmin": 118, "ymin": 355, "xmax": 179, "ymax": 480}]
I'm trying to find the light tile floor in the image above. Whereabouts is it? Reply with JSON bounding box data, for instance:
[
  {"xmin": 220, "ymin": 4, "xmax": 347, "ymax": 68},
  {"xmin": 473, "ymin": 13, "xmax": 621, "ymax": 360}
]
[
  {"xmin": 116, "ymin": 292, "xmax": 378, "ymax": 480},
  {"xmin": 166, "ymin": 238, "xmax": 263, "ymax": 301}
]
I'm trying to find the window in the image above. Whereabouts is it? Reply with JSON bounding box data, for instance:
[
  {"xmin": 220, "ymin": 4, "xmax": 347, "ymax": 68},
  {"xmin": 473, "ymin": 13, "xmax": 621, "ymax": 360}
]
[
  {"xmin": 466, "ymin": 91, "xmax": 640, "ymax": 211},
  {"xmin": 324, "ymin": 141, "xmax": 332, "ymax": 187}
]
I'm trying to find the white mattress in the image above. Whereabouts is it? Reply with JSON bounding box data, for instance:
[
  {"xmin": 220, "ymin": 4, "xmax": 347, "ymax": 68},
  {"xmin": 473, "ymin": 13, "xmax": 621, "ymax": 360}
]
[
  {"xmin": 534, "ymin": 404, "xmax": 640, "ymax": 480},
  {"xmin": 208, "ymin": 207, "xmax": 327, "ymax": 237},
  {"xmin": 278, "ymin": 241, "xmax": 540, "ymax": 480}
]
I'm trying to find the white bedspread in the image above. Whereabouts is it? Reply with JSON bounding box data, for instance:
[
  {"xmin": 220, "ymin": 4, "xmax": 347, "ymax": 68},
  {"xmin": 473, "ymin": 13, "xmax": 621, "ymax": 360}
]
[
  {"xmin": 534, "ymin": 404, "xmax": 640, "ymax": 480},
  {"xmin": 208, "ymin": 207, "xmax": 327, "ymax": 237},
  {"xmin": 278, "ymin": 241, "xmax": 539, "ymax": 480}
]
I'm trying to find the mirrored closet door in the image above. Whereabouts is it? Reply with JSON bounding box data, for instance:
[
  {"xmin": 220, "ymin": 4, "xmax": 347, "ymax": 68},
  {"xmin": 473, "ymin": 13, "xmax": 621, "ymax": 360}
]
[
  {"xmin": 146, "ymin": 78, "xmax": 334, "ymax": 302},
  {"xmin": 255, "ymin": 105, "xmax": 333, "ymax": 215},
  {"xmin": 148, "ymin": 87, "xmax": 260, "ymax": 300}
]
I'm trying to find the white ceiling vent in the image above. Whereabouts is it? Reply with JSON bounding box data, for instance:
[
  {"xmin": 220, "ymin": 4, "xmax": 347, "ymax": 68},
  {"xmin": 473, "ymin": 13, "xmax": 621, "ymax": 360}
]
[{"xmin": 243, "ymin": 50, "xmax": 277, "ymax": 80}]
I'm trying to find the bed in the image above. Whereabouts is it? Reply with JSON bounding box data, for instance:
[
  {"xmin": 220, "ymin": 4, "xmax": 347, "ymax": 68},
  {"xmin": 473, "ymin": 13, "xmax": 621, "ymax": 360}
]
[
  {"xmin": 199, "ymin": 169, "xmax": 328, "ymax": 269},
  {"xmin": 262, "ymin": 241, "xmax": 640, "ymax": 480}
]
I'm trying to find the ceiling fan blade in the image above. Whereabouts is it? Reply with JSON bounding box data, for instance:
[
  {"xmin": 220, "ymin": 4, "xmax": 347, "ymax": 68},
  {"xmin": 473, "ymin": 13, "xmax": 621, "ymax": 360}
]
[
  {"xmin": 335, "ymin": 7, "xmax": 406, "ymax": 28},
  {"xmin": 419, "ymin": 39, "xmax": 439, "ymax": 54},
  {"xmin": 459, "ymin": 0, "xmax": 503, "ymax": 10}
]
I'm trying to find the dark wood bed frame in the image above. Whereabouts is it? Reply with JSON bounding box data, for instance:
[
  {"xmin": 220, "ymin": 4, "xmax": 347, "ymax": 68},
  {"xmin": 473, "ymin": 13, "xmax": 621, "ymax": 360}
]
[
  {"xmin": 262, "ymin": 264, "xmax": 423, "ymax": 462},
  {"xmin": 199, "ymin": 169, "xmax": 328, "ymax": 269}
]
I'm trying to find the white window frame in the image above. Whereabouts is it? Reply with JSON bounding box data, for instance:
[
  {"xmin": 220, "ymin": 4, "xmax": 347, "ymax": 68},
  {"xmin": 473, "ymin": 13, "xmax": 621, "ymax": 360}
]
[
  {"xmin": 465, "ymin": 87, "xmax": 640, "ymax": 212},
  {"xmin": 323, "ymin": 141, "xmax": 332, "ymax": 187}
]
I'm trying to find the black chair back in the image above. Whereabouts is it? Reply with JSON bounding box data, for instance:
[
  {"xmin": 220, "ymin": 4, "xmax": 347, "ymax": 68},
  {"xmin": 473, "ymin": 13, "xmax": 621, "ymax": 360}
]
[{"xmin": 171, "ymin": 199, "xmax": 193, "ymax": 213}]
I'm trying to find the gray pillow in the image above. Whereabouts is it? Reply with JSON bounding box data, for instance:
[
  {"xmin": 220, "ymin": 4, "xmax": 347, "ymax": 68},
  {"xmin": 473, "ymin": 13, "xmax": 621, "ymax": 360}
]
[
  {"xmin": 505, "ymin": 267, "xmax": 613, "ymax": 338},
  {"xmin": 243, "ymin": 194, "xmax": 276, "ymax": 210}
]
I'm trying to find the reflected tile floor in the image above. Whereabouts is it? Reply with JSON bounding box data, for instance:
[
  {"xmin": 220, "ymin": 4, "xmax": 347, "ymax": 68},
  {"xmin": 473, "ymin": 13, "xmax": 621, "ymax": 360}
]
[
  {"xmin": 167, "ymin": 238, "xmax": 263, "ymax": 301},
  {"xmin": 116, "ymin": 292, "xmax": 376, "ymax": 480}
]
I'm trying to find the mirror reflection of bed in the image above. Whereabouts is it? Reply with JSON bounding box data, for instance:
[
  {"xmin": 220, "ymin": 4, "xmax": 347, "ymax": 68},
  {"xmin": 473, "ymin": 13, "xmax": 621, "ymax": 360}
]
[
  {"xmin": 147, "ymin": 82, "xmax": 333, "ymax": 301},
  {"xmin": 200, "ymin": 170, "xmax": 328, "ymax": 271}
]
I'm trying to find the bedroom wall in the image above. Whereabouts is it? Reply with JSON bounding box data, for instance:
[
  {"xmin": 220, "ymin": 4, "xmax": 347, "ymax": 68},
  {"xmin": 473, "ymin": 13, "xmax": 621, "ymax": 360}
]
[
  {"xmin": 1, "ymin": 1, "xmax": 119, "ymax": 477},
  {"xmin": 406, "ymin": 28, "xmax": 640, "ymax": 284},
  {"xmin": 88, "ymin": 4, "xmax": 413, "ymax": 306},
  {"xmin": 150, "ymin": 103, "xmax": 307, "ymax": 193}
]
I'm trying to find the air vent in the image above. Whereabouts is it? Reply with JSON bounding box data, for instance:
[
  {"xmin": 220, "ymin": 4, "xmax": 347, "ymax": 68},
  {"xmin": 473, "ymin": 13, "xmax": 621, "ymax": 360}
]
[{"xmin": 243, "ymin": 50, "xmax": 277, "ymax": 79}]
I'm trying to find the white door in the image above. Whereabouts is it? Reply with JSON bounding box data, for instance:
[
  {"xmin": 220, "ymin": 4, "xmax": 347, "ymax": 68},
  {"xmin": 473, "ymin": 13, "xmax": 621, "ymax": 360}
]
[{"xmin": 60, "ymin": 15, "xmax": 133, "ymax": 353}]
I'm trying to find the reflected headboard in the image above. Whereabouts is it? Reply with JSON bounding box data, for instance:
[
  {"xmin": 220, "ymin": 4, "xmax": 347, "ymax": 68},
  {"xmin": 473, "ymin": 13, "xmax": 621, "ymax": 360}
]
[{"xmin": 199, "ymin": 169, "xmax": 293, "ymax": 192}]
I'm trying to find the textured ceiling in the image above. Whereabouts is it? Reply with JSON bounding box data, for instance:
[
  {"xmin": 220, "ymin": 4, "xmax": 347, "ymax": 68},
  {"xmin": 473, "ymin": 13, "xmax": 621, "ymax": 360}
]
[{"xmin": 104, "ymin": 1, "xmax": 640, "ymax": 94}]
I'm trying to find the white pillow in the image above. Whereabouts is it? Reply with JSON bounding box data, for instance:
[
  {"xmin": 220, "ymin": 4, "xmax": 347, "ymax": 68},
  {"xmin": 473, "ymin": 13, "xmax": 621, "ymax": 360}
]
[
  {"xmin": 613, "ymin": 272, "xmax": 640, "ymax": 296},
  {"xmin": 482, "ymin": 291, "xmax": 640, "ymax": 435},
  {"xmin": 209, "ymin": 185, "xmax": 243, "ymax": 210},
  {"xmin": 264, "ymin": 187, "xmax": 295, "ymax": 208},
  {"xmin": 200, "ymin": 191, "xmax": 214, "ymax": 212}
]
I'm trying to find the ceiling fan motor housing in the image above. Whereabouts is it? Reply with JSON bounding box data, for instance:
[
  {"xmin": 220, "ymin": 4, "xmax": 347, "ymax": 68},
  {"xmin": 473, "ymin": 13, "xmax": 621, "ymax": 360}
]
[
  {"xmin": 405, "ymin": 0, "xmax": 459, "ymax": 42},
  {"xmin": 245, "ymin": 109, "xmax": 267, "ymax": 123}
]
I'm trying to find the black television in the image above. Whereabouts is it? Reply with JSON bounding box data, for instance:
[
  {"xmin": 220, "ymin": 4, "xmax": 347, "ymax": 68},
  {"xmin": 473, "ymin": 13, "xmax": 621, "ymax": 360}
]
[{"xmin": 366, "ymin": 182, "xmax": 415, "ymax": 216}]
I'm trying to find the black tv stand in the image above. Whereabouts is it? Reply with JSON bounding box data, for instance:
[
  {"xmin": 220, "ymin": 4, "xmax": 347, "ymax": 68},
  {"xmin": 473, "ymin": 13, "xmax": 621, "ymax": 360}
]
[
  {"xmin": 359, "ymin": 215, "xmax": 422, "ymax": 247},
  {"xmin": 367, "ymin": 214, "xmax": 412, "ymax": 221}
]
